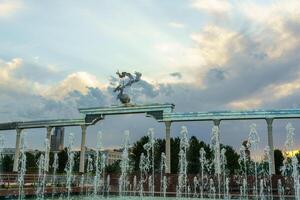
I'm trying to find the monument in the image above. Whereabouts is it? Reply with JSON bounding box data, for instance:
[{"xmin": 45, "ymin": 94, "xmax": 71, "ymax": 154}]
[{"xmin": 113, "ymin": 71, "xmax": 142, "ymax": 104}]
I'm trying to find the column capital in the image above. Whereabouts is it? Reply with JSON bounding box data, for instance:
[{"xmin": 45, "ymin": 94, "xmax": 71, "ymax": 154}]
[
  {"xmin": 213, "ymin": 119, "xmax": 221, "ymax": 126},
  {"xmin": 81, "ymin": 125, "xmax": 87, "ymax": 131},
  {"xmin": 165, "ymin": 121, "xmax": 172, "ymax": 127},
  {"xmin": 16, "ymin": 128, "xmax": 22, "ymax": 134},
  {"xmin": 266, "ymin": 118, "xmax": 274, "ymax": 125},
  {"xmin": 46, "ymin": 126, "xmax": 53, "ymax": 132}
]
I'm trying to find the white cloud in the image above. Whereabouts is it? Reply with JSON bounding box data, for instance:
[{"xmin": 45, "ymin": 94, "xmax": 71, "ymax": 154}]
[
  {"xmin": 191, "ymin": 0, "xmax": 232, "ymax": 15},
  {"xmin": 41, "ymin": 71, "xmax": 105, "ymax": 100},
  {"xmin": 0, "ymin": 58, "xmax": 107, "ymax": 101},
  {"xmin": 0, "ymin": 0, "xmax": 23, "ymax": 18},
  {"xmin": 190, "ymin": 25, "xmax": 242, "ymax": 66},
  {"xmin": 241, "ymin": 0, "xmax": 300, "ymax": 58},
  {"xmin": 0, "ymin": 58, "xmax": 41, "ymax": 95},
  {"xmin": 154, "ymin": 25, "xmax": 242, "ymax": 86},
  {"xmin": 168, "ymin": 21, "xmax": 185, "ymax": 29},
  {"xmin": 0, "ymin": 58, "xmax": 22, "ymax": 81}
]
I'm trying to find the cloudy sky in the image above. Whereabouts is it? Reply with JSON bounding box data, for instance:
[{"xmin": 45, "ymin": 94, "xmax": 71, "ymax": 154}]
[{"xmin": 1, "ymin": 0, "xmax": 300, "ymax": 153}]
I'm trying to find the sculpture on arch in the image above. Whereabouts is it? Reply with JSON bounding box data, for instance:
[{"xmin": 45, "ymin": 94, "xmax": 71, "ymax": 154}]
[{"xmin": 113, "ymin": 70, "xmax": 142, "ymax": 104}]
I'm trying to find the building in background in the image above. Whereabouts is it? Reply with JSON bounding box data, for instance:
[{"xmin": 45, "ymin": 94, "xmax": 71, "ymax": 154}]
[
  {"xmin": 50, "ymin": 127, "xmax": 64, "ymax": 152},
  {"xmin": 102, "ymin": 149, "xmax": 123, "ymax": 165}
]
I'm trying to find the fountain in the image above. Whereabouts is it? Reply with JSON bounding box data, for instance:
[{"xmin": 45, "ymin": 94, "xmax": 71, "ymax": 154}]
[
  {"xmin": 239, "ymin": 145, "xmax": 248, "ymax": 200},
  {"xmin": 119, "ymin": 130, "xmax": 130, "ymax": 197},
  {"xmin": 143, "ymin": 128, "xmax": 155, "ymax": 196},
  {"xmin": 18, "ymin": 135, "xmax": 27, "ymax": 200},
  {"xmin": 220, "ymin": 148, "xmax": 227, "ymax": 199},
  {"xmin": 177, "ymin": 126, "xmax": 189, "ymax": 198},
  {"xmin": 139, "ymin": 152, "xmax": 147, "ymax": 197},
  {"xmin": 36, "ymin": 138, "xmax": 50, "ymax": 200},
  {"xmin": 210, "ymin": 125, "xmax": 221, "ymax": 199},
  {"xmin": 52, "ymin": 153, "xmax": 59, "ymax": 198},
  {"xmin": 199, "ymin": 147, "xmax": 208, "ymax": 199},
  {"xmin": 247, "ymin": 123, "xmax": 260, "ymax": 199},
  {"xmin": 93, "ymin": 131, "xmax": 106, "ymax": 197},
  {"xmin": 160, "ymin": 152, "xmax": 168, "ymax": 197},
  {"xmin": 86, "ymin": 155, "xmax": 93, "ymax": 196},
  {"xmin": 65, "ymin": 133, "xmax": 75, "ymax": 200},
  {"xmin": 4, "ymin": 122, "xmax": 300, "ymax": 200}
]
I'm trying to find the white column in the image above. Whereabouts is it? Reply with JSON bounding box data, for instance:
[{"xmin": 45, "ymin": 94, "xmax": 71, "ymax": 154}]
[
  {"xmin": 13, "ymin": 129, "xmax": 22, "ymax": 172},
  {"xmin": 266, "ymin": 118, "xmax": 275, "ymax": 175},
  {"xmin": 79, "ymin": 125, "xmax": 87, "ymax": 173},
  {"xmin": 165, "ymin": 121, "xmax": 171, "ymax": 174},
  {"xmin": 45, "ymin": 126, "xmax": 52, "ymax": 171}
]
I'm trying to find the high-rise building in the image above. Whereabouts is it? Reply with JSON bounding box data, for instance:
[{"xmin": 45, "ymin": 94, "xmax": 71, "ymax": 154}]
[{"xmin": 50, "ymin": 127, "xmax": 64, "ymax": 152}]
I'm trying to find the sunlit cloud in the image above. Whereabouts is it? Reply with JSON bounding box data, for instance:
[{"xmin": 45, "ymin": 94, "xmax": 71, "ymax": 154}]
[
  {"xmin": 0, "ymin": 0, "xmax": 23, "ymax": 18},
  {"xmin": 41, "ymin": 72, "xmax": 105, "ymax": 100},
  {"xmin": 241, "ymin": 0, "xmax": 300, "ymax": 58}
]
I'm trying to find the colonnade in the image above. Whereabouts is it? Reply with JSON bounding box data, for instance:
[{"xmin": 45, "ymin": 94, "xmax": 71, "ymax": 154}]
[{"xmin": 12, "ymin": 118, "xmax": 276, "ymax": 174}]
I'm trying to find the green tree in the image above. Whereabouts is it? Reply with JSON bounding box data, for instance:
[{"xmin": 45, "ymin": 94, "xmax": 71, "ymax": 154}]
[
  {"xmin": 170, "ymin": 137, "xmax": 180, "ymax": 173},
  {"xmin": 222, "ymin": 145, "xmax": 240, "ymax": 175},
  {"xmin": 274, "ymin": 149, "xmax": 284, "ymax": 175},
  {"xmin": 58, "ymin": 148, "xmax": 68, "ymax": 173},
  {"xmin": 106, "ymin": 160, "xmax": 121, "ymax": 174},
  {"xmin": 26, "ymin": 152, "xmax": 37, "ymax": 172},
  {"xmin": 154, "ymin": 138, "xmax": 165, "ymax": 172},
  {"xmin": 1, "ymin": 155, "xmax": 13, "ymax": 172},
  {"xmin": 187, "ymin": 136, "xmax": 200, "ymax": 174},
  {"xmin": 130, "ymin": 136, "xmax": 149, "ymax": 172}
]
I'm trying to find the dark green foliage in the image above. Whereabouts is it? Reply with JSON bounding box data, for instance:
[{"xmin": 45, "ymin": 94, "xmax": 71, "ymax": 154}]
[
  {"xmin": 170, "ymin": 137, "xmax": 180, "ymax": 173},
  {"xmin": 187, "ymin": 136, "xmax": 208, "ymax": 174},
  {"xmin": 154, "ymin": 138, "xmax": 165, "ymax": 172},
  {"xmin": 25, "ymin": 152, "xmax": 36, "ymax": 172},
  {"xmin": 274, "ymin": 149, "xmax": 284, "ymax": 175},
  {"xmin": 106, "ymin": 160, "xmax": 121, "ymax": 173},
  {"xmin": 1, "ymin": 155, "xmax": 13, "ymax": 172},
  {"xmin": 57, "ymin": 148, "xmax": 68, "ymax": 173},
  {"xmin": 130, "ymin": 136, "xmax": 149, "ymax": 172},
  {"xmin": 222, "ymin": 145, "xmax": 240, "ymax": 175}
]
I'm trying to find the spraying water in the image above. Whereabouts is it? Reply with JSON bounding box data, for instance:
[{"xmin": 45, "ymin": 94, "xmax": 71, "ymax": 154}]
[
  {"xmin": 65, "ymin": 133, "xmax": 75, "ymax": 200},
  {"xmin": 139, "ymin": 152, "xmax": 147, "ymax": 197},
  {"xmin": 36, "ymin": 138, "xmax": 50, "ymax": 200},
  {"xmin": 18, "ymin": 135, "xmax": 27, "ymax": 200},
  {"xmin": 177, "ymin": 126, "xmax": 189, "ymax": 198},
  {"xmin": 86, "ymin": 155, "xmax": 93, "ymax": 196},
  {"xmin": 119, "ymin": 130, "xmax": 130, "ymax": 196},
  {"xmin": 94, "ymin": 131, "xmax": 106, "ymax": 197},
  {"xmin": 143, "ymin": 128, "xmax": 155, "ymax": 196},
  {"xmin": 160, "ymin": 152, "xmax": 167, "ymax": 196},
  {"xmin": 199, "ymin": 147, "xmax": 207, "ymax": 199},
  {"xmin": 292, "ymin": 156, "xmax": 300, "ymax": 200},
  {"xmin": 248, "ymin": 123, "xmax": 260, "ymax": 199},
  {"xmin": 239, "ymin": 144, "xmax": 248, "ymax": 200},
  {"xmin": 211, "ymin": 125, "xmax": 221, "ymax": 199},
  {"xmin": 193, "ymin": 176, "xmax": 198, "ymax": 197},
  {"xmin": 52, "ymin": 153, "xmax": 59, "ymax": 198},
  {"xmin": 221, "ymin": 148, "xmax": 227, "ymax": 198}
]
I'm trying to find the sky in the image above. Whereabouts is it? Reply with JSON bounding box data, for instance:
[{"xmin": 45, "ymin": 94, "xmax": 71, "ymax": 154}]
[{"xmin": 1, "ymin": 0, "xmax": 300, "ymax": 154}]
